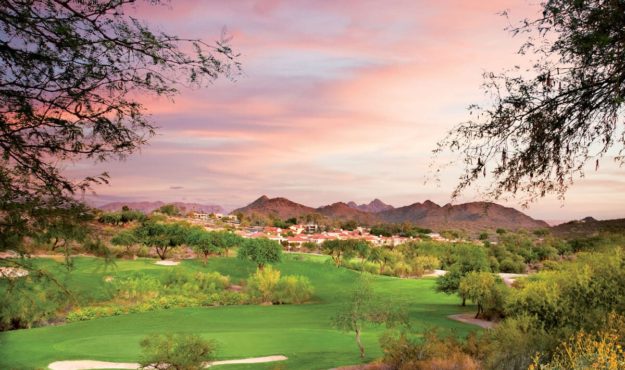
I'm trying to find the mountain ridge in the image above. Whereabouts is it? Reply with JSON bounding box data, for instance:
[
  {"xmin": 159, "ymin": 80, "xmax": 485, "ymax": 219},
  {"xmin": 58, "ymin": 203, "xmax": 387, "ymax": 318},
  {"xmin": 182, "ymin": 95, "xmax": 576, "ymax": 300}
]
[{"xmin": 231, "ymin": 196, "xmax": 548, "ymax": 230}]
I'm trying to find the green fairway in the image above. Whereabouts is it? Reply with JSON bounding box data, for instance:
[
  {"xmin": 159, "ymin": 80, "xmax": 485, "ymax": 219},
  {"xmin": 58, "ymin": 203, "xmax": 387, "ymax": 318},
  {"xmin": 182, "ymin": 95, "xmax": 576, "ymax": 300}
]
[{"xmin": 0, "ymin": 254, "xmax": 478, "ymax": 369}]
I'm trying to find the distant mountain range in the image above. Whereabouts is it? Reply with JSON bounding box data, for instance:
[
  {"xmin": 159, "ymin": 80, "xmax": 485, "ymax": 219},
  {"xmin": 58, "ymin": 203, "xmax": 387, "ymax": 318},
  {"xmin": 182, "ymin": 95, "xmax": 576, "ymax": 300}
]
[
  {"xmin": 231, "ymin": 195, "xmax": 549, "ymax": 231},
  {"xmin": 551, "ymin": 216, "xmax": 625, "ymax": 238},
  {"xmin": 99, "ymin": 201, "xmax": 224, "ymax": 214},
  {"xmin": 347, "ymin": 199, "xmax": 394, "ymax": 213}
]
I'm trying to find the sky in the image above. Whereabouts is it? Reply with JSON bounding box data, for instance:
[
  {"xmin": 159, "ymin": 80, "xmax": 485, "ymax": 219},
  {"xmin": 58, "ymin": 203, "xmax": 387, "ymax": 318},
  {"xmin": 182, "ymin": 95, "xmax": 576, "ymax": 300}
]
[{"xmin": 67, "ymin": 0, "xmax": 625, "ymax": 221}]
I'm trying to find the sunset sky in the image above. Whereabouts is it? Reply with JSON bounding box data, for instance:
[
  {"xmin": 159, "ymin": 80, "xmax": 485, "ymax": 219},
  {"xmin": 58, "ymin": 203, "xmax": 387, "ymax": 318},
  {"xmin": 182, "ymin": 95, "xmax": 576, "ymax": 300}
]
[{"xmin": 69, "ymin": 0, "xmax": 625, "ymax": 221}]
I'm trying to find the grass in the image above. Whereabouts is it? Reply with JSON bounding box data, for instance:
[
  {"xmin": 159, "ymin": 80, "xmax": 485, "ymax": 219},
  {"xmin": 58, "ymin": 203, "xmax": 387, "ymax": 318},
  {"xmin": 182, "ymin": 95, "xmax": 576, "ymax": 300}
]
[{"xmin": 0, "ymin": 253, "xmax": 478, "ymax": 369}]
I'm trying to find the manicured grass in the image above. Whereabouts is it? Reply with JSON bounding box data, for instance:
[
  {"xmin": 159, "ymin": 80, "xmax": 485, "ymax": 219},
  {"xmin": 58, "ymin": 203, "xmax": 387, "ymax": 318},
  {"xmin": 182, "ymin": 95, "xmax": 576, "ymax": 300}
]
[{"xmin": 0, "ymin": 254, "xmax": 477, "ymax": 369}]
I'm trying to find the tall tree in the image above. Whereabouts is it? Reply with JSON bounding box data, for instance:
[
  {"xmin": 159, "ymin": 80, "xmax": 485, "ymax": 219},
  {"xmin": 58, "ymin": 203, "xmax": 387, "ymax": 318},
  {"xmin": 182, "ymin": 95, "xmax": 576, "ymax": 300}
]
[
  {"xmin": 0, "ymin": 0, "xmax": 239, "ymax": 252},
  {"xmin": 436, "ymin": 0, "xmax": 625, "ymax": 204}
]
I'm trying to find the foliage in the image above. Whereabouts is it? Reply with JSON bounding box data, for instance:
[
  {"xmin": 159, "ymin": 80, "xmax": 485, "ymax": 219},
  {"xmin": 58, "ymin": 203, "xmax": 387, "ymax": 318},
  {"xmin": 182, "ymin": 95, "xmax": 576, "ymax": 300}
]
[
  {"xmin": 531, "ymin": 312, "xmax": 625, "ymax": 370},
  {"xmin": 246, "ymin": 266, "xmax": 313, "ymax": 304},
  {"xmin": 436, "ymin": 0, "xmax": 625, "ymax": 204},
  {"xmin": 458, "ymin": 271, "xmax": 506, "ymax": 319},
  {"xmin": 0, "ymin": 273, "xmax": 65, "ymax": 331},
  {"xmin": 0, "ymin": 0, "xmax": 238, "ymax": 252},
  {"xmin": 323, "ymin": 239, "xmax": 357, "ymax": 267},
  {"xmin": 274, "ymin": 275, "xmax": 314, "ymax": 304},
  {"xmin": 157, "ymin": 204, "xmax": 181, "ymax": 217},
  {"xmin": 98, "ymin": 210, "xmax": 146, "ymax": 225},
  {"xmin": 140, "ymin": 333, "xmax": 217, "ymax": 370},
  {"xmin": 133, "ymin": 220, "xmax": 190, "ymax": 260},
  {"xmin": 246, "ymin": 266, "xmax": 281, "ymax": 303},
  {"xmin": 332, "ymin": 276, "xmax": 406, "ymax": 358},
  {"xmin": 238, "ymin": 237, "xmax": 282, "ymax": 269},
  {"xmin": 381, "ymin": 328, "xmax": 480, "ymax": 370}
]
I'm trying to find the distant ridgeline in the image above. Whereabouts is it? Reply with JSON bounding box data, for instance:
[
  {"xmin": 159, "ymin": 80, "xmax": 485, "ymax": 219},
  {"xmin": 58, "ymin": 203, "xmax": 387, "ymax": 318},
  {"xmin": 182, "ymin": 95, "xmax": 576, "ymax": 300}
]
[{"xmin": 231, "ymin": 196, "xmax": 549, "ymax": 232}]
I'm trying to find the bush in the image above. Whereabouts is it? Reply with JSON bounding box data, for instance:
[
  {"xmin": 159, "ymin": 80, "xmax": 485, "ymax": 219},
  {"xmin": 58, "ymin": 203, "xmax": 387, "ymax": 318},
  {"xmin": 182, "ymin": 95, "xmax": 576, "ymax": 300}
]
[
  {"xmin": 246, "ymin": 266, "xmax": 281, "ymax": 303},
  {"xmin": 410, "ymin": 255, "xmax": 441, "ymax": 276},
  {"xmin": 274, "ymin": 275, "xmax": 314, "ymax": 304},
  {"xmin": 391, "ymin": 261, "xmax": 411, "ymax": 277},
  {"xmin": 140, "ymin": 333, "xmax": 217, "ymax": 370}
]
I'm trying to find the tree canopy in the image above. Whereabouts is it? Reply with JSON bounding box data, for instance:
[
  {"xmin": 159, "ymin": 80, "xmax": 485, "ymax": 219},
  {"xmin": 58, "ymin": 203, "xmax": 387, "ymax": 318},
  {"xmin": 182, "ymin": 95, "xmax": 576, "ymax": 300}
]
[
  {"xmin": 0, "ymin": 0, "xmax": 239, "ymax": 252},
  {"xmin": 436, "ymin": 0, "xmax": 625, "ymax": 204}
]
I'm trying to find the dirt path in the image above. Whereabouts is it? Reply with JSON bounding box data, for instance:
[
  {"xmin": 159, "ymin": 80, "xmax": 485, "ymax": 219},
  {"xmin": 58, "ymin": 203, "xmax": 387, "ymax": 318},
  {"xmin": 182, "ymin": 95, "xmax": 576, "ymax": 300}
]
[
  {"xmin": 448, "ymin": 313, "xmax": 496, "ymax": 329},
  {"xmin": 48, "ymin": 355, "xmax": 288, "ymax": 370}
]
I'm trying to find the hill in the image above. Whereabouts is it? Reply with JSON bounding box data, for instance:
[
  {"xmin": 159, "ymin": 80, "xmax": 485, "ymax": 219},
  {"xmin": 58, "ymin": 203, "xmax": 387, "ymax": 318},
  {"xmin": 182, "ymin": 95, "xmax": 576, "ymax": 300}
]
[
  {"xmin": 317, "ymin": 202, "xmax": 378, "ymax": 224},
  {"xmin": 99, "ymin": 201, "xmax": 224, "ymax": 214},
  {"xmin": 347, "ymin": 199, "xmax": 394, "ymax": 213},
  {"xmin": 230, "ymin": 195, "xmax": 317, "ymax": 220},
  {"xmin": 551, "ymin": 217, "xmax": 625, "ymax": 238},
  {"xmin": 378, "ymin": 201, "xmax": 548, "ymax": 230}
]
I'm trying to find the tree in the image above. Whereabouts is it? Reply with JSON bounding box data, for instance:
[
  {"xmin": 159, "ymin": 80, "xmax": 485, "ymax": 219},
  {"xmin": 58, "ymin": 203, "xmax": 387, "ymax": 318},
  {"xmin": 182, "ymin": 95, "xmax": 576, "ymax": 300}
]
[
  {"xmin": 436, "ymin": 0, "xmax": 625, "ymax": 204},
  {"xmin": 134, "ymin": 221, "xmax": 188, "ymax": 260},
  {"xmin": 368, "ymin": 247, "xmax": 398, "ymax": 275},
  {"xmin": 110, "ymin": 229, "xmax": 138, "ymax": 257},
  {"xmin": 0, "ymin": 1, "xmax": 239, "ymax": 253},
  {"xmin": 237, "ymin": 238, "xmax": 282, "ymax": 270},
  {"xmin": 157, "ymin": 204, "xmax": 181, "ymax": 217},
  {"xmin": 332, "ymin": 276, "xmax": 406, "ymax": 359},
  {"xmin": 139, "ymin": 333, "xmax": 217, "ymax": 370},
  {"xmin": 322, "ymin": 240, "xmax": 356, "ymax": 267},
  {"xmin": 458, "ymin": 271, "xmax": 502, "ymax": 318}
]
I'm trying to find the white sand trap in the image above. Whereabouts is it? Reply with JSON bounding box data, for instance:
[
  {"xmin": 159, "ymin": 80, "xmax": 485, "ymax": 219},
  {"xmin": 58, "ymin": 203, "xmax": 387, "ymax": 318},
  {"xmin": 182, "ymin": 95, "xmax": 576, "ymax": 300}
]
[
  {"xmin": 423, "ymin": 269, "xmax": 447, "ymax": 277},
  {"xmin": 0, "ymin": 267, "xmax": 29, "ymax": 279},
  {"xmin": 498, "ymin": 273, "xmax": 528, "ymax": 287},
  {"xmin": 48, "ymin": 355, "xmax": 288, "ymax": 370},
  {"xmin": 154, "ymin": 260, "xmax": 179, "ymax": 266}
]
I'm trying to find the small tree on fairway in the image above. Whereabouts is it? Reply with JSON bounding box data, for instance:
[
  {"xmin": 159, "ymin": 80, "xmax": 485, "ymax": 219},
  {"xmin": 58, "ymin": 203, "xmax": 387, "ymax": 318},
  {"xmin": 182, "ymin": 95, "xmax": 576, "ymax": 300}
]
[
  {"xmin": 322, "ymin": 239, "xmax": 356, "ymax": 267},
  {"xmin": 238, "ymin": 238, "xmax": 282, "ymax": 270},
  {"xmin": 459, "ymin": 271, "xmax": 501, "ymax": 319},
  {"xmin": 332, "ymin": 276, "xmax": 406, "ymax": 359},
  {"xmin": 139, "ymin": 333, "xmax": 217, "ymax": 370},
  {"xmin": 134, "ymin": 221, "xmax": 189, "ymax": 260},
  {"xmin": 110, "ymin": 229, "xmax": 138, "ymax": 257}
]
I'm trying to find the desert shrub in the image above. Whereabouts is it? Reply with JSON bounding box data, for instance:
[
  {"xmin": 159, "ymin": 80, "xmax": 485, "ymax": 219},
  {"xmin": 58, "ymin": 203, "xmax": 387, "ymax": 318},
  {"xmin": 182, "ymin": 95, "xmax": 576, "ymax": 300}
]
[
  {"xmin": 530, "ymin": 328, "xmax": 625, "ymax": 370},
  {"xmin": 246, "ymin": 266, "xmax": 281, "ymax": 303},
  {"xmin": 139, "ymin": 333, "xmax": 217, "ymax": 370},
  {"xmin": 195, "ymin": 271, "xmax": 230, "ymax": 291},
  {"xmin": 381, "ymin": 328, "xmax": 480, "ymax": 370},
  {"xmin": 363, "ymin": 261, "xmax": 381, "ymax": 274},
  {"xmin": 410, "ymin": 255, "xmax": 441, "ymax": 277},
  {"xmin": 274, "ymin": 275, "xmax": 314, "ymax": 304},
  {"xmin": 114, "ymin": 275, "xmax": 160, "ymax": 301},
  {"xmin": 391, "ymin": 261, "xmax": 411, "ymax": 277}
]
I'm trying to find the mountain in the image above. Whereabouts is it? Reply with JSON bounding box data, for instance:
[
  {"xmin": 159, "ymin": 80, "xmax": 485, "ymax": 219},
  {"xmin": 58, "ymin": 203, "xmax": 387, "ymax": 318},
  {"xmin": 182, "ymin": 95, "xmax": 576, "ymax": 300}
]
[
  {"xmin": 232, "ymin": 196, "xmax": 548, "ymax": 231},
  {"xmin": 347, "ymin": 199, "xmax": 394, "ymax": 213},
  {"xmin": 231, "ymin": 195, "xmax": 317, "ymax": 220},
  {"xmin": 551, "ymin": 217, "xmax": 625, "ymax": 238},
  {"xmin": 99, "ymin": 201, "xmax": 224, "ymax": 214},
  {"xmin": 317, "ymin": 202, "xmax": 378, "ymax": 224},
  {"xmin": 378, "ymin": 200, "xmax": 549, "ymax": 230}
]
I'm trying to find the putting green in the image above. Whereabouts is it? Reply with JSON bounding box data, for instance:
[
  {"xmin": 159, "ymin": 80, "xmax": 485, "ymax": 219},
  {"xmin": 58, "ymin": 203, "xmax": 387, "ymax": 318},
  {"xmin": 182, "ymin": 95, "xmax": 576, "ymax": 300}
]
[{"xmin": 0, "ymin": 255, "xmax": 477, "ymax": 369}]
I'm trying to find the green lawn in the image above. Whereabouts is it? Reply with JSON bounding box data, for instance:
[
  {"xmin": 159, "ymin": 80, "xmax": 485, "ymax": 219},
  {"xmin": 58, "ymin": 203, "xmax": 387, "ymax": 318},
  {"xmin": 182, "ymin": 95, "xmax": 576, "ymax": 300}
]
[{"xmin": 0, "ymin": 254, "xmax": 477, "ymax": 369}]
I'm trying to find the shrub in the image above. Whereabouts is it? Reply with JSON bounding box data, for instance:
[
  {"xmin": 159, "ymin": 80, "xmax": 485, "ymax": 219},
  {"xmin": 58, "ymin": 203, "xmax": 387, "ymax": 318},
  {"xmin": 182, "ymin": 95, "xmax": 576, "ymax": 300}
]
[
  {"xmin": 410, "ymin": 255, "xmax": 441, "ymax": 277},
  {"xmin": 391, "ymin": 261, "xmax": 411, "ymax": 277},
  {"xmin": 114, "ymin": 275, "xmax": 160, "ymax": 301},
  {"xmin": 139, "ymin": 333, "xmax": 217, "ymax": 370},
  {"xmin": 246, "ymin": 266, "xmax": 281, "ymax": 303},
  {"xmin": 196, "ymin": 271, "xmax": 230, "ymax": 291},
  {"xmin": 274, "ymin": 275, "xmax": 314, "ymax": 304}
]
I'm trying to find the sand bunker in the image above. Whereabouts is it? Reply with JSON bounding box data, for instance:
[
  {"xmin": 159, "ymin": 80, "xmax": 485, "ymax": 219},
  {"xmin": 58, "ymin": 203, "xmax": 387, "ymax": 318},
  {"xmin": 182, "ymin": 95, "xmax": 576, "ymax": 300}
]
[
  {"xmin": 0, "ymin": 267, "xmax": 29, "ymax": 279},
  {"xmin": 448, "ymin": 313, "xmax": 496, "ymax": 329},
  {"xmin": 48, "ymin": 355, "xmax": 288, "ymax": 370},
  {"xmin": 154, "ymin": 260, "xmax": 179, "ymax": 266}
]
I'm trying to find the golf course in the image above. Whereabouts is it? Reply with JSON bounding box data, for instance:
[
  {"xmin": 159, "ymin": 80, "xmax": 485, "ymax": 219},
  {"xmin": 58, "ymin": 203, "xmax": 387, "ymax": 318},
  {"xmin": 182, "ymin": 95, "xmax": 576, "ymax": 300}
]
[{"xmin": 0, "ymin": 254, "xmax": 478, "ymax": 369}]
